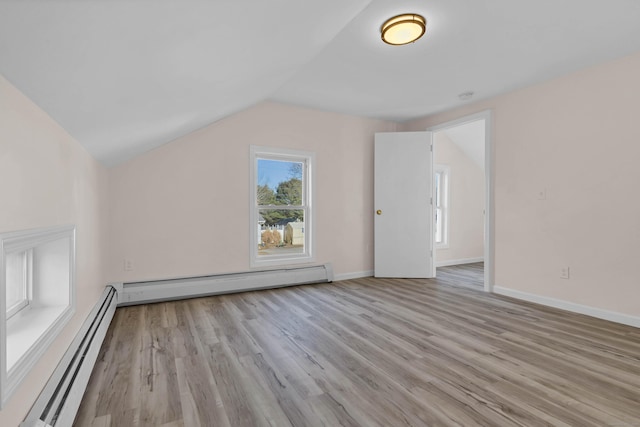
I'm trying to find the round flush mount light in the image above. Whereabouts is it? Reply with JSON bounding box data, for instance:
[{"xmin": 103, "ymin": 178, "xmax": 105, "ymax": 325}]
[{"xmin": 381, "ymin": 14, "xmax": 426, "ymax": 45}]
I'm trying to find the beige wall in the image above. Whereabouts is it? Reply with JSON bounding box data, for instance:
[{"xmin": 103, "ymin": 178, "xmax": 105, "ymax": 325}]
[
  {"xmin": 107, "ymin": 102, "xmax": 396, "ymax": 283},
  {"xmin": 0, "ymin": 75, "xmax": 108, "ymax": 425},
  {"xmin": 403, "ymin": 50, "xmax": 640, "ymax": 319},
  {"xmin": 4, "ymin": 46, "xmax": 640, "ymax": 423},
  {"xmin": 434, "ymin": 132, "xmax": 484, "ymax": 264}
]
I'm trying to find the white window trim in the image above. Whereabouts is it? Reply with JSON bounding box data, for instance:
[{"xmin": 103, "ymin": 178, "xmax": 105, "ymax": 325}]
[
  {"xmin": 0, "ymin": 224, "xmax": 76, "ymax": 408},
  {"xmin": 250, "ymin": 146, "xmax": 315, "ymax": 268},
  {"xmin": 435, "ymin": 164, "xmax": 450, "ymax": 249},
  {"xmin": 5, "ymin": 249, "xmax": 32, "ymax": 320}
]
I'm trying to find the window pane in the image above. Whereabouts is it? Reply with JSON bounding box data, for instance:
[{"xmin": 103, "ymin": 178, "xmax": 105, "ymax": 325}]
[
  {"xmin": 435, "ymin": 208, "xmax": 442, "ymax": 243},
  {"xmin": 258, "ymin": 209, "xmax": 305, "ymax": 256},
  {"xmin": 251, "ymin": 147, "xmax": 313, "ymax": 267},
  {"xmin": 6, "ymin": 251, "xmax": 27, "ymax": 314},
  {"xmin": 257, "ymin": 159, "xmax": 303, "ymax": 206},
  {"xmin": 435, "ymin": 172, "xmax": 441, "ymax": 207}
]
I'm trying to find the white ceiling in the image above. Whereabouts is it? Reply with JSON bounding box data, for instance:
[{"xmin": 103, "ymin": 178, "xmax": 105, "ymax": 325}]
[{"xmin": 2, "ymin": 0, "xmax": 640, "ymax": 166}]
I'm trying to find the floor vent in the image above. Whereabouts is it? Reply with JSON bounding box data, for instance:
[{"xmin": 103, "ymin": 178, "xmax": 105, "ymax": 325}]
[
  {"xmin": 116, "ymin": 263, "xmax": 334, "ymax": 306},
  {"xmin": 21, "ymin": 286, "xmax": 117, "ymax": 427}
]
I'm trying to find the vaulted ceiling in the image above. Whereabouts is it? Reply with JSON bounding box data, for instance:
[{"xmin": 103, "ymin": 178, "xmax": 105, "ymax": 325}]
[
  {"xmin": 441, "ymin": 120, "xmax": 485, "ymax": 171},
  {"xmin": 2, "ymin": 0, "xmax": 640, "ymax": 166}
]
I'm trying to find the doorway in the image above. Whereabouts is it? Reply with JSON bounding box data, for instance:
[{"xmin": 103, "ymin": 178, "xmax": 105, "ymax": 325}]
[{"xmin": 428, "ymin": 111, "xmax": 493, "ymax": 292}]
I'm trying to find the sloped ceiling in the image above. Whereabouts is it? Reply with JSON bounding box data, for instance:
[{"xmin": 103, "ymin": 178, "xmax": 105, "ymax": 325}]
[
  {"xmin": 442, "ymin": 120, "xmax": 485, "ymax": 171},
  {"xmin": 2, "ymin": 0, "xmax": 640, "ymax": 166}
]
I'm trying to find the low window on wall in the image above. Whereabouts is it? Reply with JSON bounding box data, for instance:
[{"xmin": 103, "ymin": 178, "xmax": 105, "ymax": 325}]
[
  {"xmin": 250, "ymin": 146, "xmax": 315, "ymax": 267},
  {"xmin": 0, "ymin": 225, "xmax": 75, "ymax": 407}
]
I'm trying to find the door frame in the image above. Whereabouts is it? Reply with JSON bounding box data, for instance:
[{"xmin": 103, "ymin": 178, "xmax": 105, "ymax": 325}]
[{"xmin": 427, "ymin": 110, "xmax": 494, "ymax": 292}]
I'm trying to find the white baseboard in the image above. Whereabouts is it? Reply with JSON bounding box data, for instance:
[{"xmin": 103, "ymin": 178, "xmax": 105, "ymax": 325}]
[
  {"xmin": 117, "ymin": 264, "xmax": 333, "ymax": 306},
  {"xmin": 333, "ymin": 270, "xmax": 374, "ymax": 281},
  {"xmin": 493, "ymin": 286, "xmax": 640, "ymax": 329},
  {"xmin": 436, "ymin": 257, "xmax": 484, "ymax": 268}
]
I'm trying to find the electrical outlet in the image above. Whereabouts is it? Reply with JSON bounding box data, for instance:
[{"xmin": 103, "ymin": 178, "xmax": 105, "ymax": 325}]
[
  {"xmin": 124, "ymin": 259, "xmax": 134, "ymax": 271},
  {"xmin": 560, "ymin": 266, "xmax": 570, "ymax": 279},
  {"xmin": 537, "ymin": 188, "xmax": 547, "ymax": 200}
]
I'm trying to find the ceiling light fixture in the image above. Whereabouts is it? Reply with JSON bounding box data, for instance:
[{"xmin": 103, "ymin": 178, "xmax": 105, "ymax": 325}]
[{"xmin": 381, "ymin": 14, "xmax": 426, "ymax": 45}]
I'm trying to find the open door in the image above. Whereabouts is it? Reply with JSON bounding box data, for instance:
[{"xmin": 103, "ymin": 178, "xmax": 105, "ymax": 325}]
[{"xmin": 374, "ymin": 131, "xmax": 434, "ymax": 278}]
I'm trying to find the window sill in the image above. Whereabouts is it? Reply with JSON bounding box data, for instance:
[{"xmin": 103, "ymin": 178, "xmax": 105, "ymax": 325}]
[
  {"xmin": 1, "ymin": 224, "xmax": 76, "ymax": 407},
  {"xmin": 6, "ymin": 304, "xmax": 73, "ymax": 374}
]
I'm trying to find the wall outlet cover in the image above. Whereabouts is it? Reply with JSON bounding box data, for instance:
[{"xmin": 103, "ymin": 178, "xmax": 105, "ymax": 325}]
[{"xmin": 537, "ymin": 188, "xmax": 547, "ymax": 200}]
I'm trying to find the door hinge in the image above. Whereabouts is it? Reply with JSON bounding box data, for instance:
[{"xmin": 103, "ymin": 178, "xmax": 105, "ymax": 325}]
[{"xmin": 430, "ymin": 144, "xmax": 433, "ymax": 152}]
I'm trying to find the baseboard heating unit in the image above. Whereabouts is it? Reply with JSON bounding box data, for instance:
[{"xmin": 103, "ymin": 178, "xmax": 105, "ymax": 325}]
[
  {"xmin": 114, "ymin": 263, "xmax": 334, "ymax": 306},
  {"xmin": 21, "ymin": 286, "xmax": 117, "ymax": 427}
]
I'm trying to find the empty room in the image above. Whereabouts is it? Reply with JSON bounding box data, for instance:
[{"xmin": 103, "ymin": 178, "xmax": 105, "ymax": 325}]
[{"xmin": 2, "ymin": 1, "xmax": 640, "ymax": 426}]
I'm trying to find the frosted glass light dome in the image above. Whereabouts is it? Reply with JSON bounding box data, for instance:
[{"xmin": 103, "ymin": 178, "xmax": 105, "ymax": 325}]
[{"xmin": 381, "ymin": 14, "xmax": 426, "ymax": 45}]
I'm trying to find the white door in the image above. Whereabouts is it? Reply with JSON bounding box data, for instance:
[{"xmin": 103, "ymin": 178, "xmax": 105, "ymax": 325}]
[{"xmin": 374, "ymin": 131, "xmax": 434, "ymax": 278}]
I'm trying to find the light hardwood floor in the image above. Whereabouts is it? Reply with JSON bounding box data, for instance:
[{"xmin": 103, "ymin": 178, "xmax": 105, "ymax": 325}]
[{"xmin": 75, "ymin": 264, "xmax": 640, "ymax": 426}]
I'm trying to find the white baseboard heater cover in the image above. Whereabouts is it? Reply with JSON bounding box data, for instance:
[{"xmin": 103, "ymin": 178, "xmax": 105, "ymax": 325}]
[
  {"xmin": 21, "ymin": 286, "xmax": 117, "ymax": 427},
  {"xmin": 115, "ymin": 263, "xmax": 334, "ymax": 306}
]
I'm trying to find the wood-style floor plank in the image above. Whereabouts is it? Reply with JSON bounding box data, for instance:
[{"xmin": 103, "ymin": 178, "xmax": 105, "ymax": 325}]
[{"xmin": 74, "ymin": 263, "xmax": 640, "ymax": 426}]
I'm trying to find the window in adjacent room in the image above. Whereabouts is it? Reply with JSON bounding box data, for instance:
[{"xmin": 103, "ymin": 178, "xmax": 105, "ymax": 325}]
[
  {"xmin": 1, "ymin": 225, "xmax": 75, "ymax": 407},
  {"xmin": 434, "ymin": 165, "xmax": 450, "ymax": 247},
  {"xmin": 250, "ymin": 146, "xmax": 315, "ymax": 267}
]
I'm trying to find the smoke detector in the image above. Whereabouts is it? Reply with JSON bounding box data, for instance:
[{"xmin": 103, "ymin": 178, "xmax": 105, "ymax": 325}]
[{"xmin": 458, "ymin": 91, "xmax": 474, "ymax": 101}]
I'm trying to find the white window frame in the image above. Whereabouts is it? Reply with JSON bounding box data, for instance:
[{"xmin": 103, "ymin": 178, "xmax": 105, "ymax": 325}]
[
  {"xmin": 250, "ymin": 146, "xmax": 315, "ymax": 268},
  {"xmin": 434, "ymin": 164, "xmax": 450, "ymax": 248},
  {"xmin": 5, "ymin": 249, "xmax": 32, "ymax": 319},
  {"xmin": 0, "ymin": 225, "xmax": 76, "ymax": 408}
]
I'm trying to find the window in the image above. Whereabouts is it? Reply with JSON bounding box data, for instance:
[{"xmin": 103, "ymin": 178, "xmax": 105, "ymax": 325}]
[
  {"xmin": 250, "ymin": 146, "xmax": 315, "ymax": 267},
  {"xmin": 1, "ymin": 225, "xmax": 75, "ymax": 407},
  {"xmin": 5, "ymin": 249, "xmax": 32, "ymax": 319},
  {"xmin": 434, "ymin": 165, "xmax": 449, "ymax": 247}
]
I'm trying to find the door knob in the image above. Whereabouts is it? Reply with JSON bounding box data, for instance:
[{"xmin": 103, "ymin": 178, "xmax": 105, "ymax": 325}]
[{"xmin": 376, "ymin": 210, "xmax": 382, "ymax": 215}]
